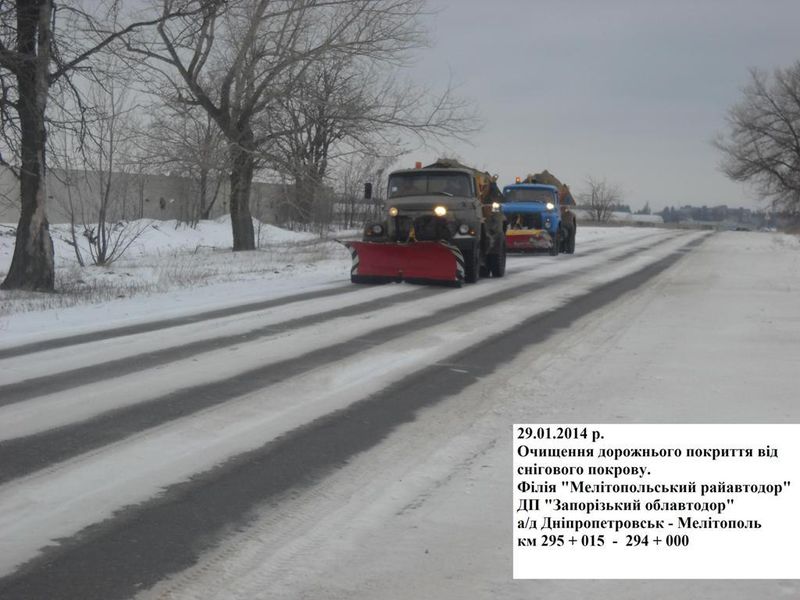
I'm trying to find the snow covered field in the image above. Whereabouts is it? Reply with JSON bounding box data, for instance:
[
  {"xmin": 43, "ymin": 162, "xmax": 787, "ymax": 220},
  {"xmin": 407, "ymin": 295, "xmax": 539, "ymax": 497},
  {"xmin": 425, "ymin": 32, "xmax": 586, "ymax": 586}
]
[
  {"xmin": 0, "ymin": 217, "xmax": 354, "ymax": 321},
  {"xmin": 0, "ymin": 225, "xmax": 798, "ymax": 600}
]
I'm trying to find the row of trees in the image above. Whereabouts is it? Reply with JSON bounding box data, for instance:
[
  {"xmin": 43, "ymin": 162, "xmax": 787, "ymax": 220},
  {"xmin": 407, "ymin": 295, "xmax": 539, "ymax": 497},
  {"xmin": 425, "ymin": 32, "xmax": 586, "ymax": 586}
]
[
  {"xmin": 658, "ymin": 205, "xmax": 770, "ymax": 227},
  {"xmin": 0, "ymin": 0, "xmax": 475, "ymax": 291}
]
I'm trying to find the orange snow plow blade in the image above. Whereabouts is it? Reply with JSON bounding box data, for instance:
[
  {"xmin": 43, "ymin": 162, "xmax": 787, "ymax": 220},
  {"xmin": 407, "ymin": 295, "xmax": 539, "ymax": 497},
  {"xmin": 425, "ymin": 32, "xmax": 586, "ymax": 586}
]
[{"xmin": 342, "ymin": 241, "xmax": 465, "ymax": 286}]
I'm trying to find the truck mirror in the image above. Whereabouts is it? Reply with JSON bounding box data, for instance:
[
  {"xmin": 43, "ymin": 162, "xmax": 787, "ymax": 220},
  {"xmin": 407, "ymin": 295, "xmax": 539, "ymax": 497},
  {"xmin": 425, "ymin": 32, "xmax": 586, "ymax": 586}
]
[{"xmin": 364, "ymin": 182, "xmax": 373, "ymax": 200}]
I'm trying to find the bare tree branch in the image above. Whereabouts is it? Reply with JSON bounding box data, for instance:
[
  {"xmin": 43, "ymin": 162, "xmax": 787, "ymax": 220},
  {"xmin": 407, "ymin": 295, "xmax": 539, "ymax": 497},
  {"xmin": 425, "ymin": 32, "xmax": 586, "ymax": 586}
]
[
  {"xmin": 126, "ymin": 0, "xmax": 444, "ymax": 248},
  {"xmin": 579, "ymin": 176, "xmax": 623, "ymax": 223},
  {"xmin": 0, "ymin": 0, "xmax": 216, "ymax": 290},
  {"xmin": 714, "ymin": 62, "xmax": 800, "ymax": 216}
]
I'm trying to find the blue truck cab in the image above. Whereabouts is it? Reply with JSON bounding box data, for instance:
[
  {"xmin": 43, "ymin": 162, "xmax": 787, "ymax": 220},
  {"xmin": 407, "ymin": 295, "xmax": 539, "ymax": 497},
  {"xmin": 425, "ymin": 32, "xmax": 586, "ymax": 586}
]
[{"xmin": 502, "ymin": 183, "xmax": 565, "ymax": 255}]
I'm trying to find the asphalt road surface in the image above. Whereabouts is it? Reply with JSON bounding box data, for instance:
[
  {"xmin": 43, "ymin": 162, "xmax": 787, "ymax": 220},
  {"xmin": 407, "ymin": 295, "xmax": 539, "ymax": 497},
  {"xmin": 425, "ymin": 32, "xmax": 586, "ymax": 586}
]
[{"xmin": 1, "ymin": 229, "xmax": 797, "ymax": 600}]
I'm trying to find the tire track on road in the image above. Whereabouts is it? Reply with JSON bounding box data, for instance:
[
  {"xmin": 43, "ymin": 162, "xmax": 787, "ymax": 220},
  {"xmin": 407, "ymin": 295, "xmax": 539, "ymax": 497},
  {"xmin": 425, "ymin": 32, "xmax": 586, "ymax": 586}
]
[
  {"xmin": 0, "ymin": 235, "xmax": 707, "ymax": 600},
  {"xmin": 0, "ymin": 283, "xmax": 353, "ymax": 359},
  {"xmin": 0, "ymin": 286, "xmax": 441, "ymax": 407},
  {"xmin": 0, "ymin": 230, "xmax": 668, "ymax": 408},
  {"xmin": 0, "ymin": 230, "xmax": 649, "ymax": 360},
  {"xmin": 0, "ymin": 233, "xmax": 691, "ymax": 485}
]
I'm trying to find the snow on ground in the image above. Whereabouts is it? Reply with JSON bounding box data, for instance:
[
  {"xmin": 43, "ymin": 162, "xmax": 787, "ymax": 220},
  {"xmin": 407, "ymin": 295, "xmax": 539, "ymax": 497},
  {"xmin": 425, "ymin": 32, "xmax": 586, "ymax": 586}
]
[
  {"xmin": 0, "ymin": 229, "xmax": 684, "ymax": 436},
  {"xmin": 0, "ymin": 217, "xmax": 357, "ymax": 341},
  {"xmin": 140, "ymin": 230, "xmax": 800, "ymax": 600},
  {"xmin": 0, "ymin": 228, "xmax": 694, "ymax": 576},
  {"xmin": 4, "ymin": 223, "xmax": 796, "ymax": 598},
  {"xmin": 0, "ymin": 221, "xmax": 646, "ymax": 345}
]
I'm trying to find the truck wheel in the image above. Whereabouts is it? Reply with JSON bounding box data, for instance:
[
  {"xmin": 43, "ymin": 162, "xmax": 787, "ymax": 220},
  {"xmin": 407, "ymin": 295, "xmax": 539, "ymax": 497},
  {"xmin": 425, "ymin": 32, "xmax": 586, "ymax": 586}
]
[
  {"xmin": 464, "ymin": 243, "xmax": 480, "ymax": 283},
  {"xmin": 488, "ymin": 239, "xmax": 507, "ymax": 277},
  {"xmin": 549, "ymin": 230, "xmax": 560, "ymax": 256},
  {"xmin": 566, "ymin": 224, "xmax": 576, "ymax": 254}
]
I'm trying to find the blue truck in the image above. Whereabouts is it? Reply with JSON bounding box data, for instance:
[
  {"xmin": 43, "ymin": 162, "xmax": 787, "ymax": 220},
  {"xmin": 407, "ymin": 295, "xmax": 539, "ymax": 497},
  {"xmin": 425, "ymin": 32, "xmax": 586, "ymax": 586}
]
[{"xmin": 502, "ymin": 171, "xmax": 577, "ymax": 255}]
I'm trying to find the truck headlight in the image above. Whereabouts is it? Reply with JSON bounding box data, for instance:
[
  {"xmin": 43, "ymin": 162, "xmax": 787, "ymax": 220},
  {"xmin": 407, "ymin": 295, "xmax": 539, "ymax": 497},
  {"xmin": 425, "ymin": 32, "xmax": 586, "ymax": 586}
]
[
  {"xmin": 492, "ymin": 202, "xmax": 501, "ymax": 212},
  {"xmin": 545, "ymin": 218, "xmax": 552, "ymax": 228},
  {"xmin": 458, "ymin": 223, "xmax": 469, "ymax": 235},
  {"xmin": 546, "ymin": 202, "xmax": 555, "ymax": 211},
  {"xmin": 433, "ymin": 205, "xmax": 447, "ymax": 217},
  {"xmin": 371, "ymin": 224, "xmax": 384, "ymax": 235},
  {"xmin": 389, "ymin": 207, "xmax": 399, "ymax": 217}
]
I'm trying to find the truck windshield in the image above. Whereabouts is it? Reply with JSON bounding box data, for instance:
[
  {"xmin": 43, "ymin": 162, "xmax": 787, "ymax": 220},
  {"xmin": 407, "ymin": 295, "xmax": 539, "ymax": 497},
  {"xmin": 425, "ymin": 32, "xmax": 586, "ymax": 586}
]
[
  {"xmin": 388, "ymin": 172, "xmax": 472, "ymax": 198},
  {"xmin": 505, "ymin": 188, "xmax": 554, "ymax": 203}
]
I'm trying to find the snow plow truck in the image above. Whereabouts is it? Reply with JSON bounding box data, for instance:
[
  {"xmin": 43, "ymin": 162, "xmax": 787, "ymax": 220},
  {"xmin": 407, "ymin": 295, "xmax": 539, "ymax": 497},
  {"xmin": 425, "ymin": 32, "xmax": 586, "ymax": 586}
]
[
  {"xmin": 343, "ymin": 159, "xmax": 507, "ymax": 286},
  {"xmin": 502, "ymin": 170, "xmax": 577, "ymax": 255}
]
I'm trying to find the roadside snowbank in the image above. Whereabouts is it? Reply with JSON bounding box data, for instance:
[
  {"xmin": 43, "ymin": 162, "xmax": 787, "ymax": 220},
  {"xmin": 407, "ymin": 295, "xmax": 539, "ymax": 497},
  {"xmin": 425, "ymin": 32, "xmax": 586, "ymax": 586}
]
[{"xmin": 0, "ymin": 218, "xmax": 355, "ymax": 320}]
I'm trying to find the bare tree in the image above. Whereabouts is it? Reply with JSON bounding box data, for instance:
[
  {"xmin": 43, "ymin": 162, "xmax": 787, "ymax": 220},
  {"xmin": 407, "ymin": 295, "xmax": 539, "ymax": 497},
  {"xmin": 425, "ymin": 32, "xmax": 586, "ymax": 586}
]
[
  {"xmin": 80, "ymin": 62, "xmax": 149, "ymax": 265},
  {"xmin": 127, "ymin": 0, "xmax": 432, "ymax": 251},
  {"xmin": 580, "ymin": 176, "xmax": 623, "ymax": 222},
  {"xmin": 49, "ymin": 56, "xmax": 148, "ymax": 266},
  {"xmin": 335, "ymin": 153, "xmax": 392, "ymax": 229},
  {"xmin": 270, "ymin": 59, "xmax": 358, "ymax": 225},
  {"xmin": 714, "ymin": 62, "xmax": 800, "ymax": 217},
  {"xmin": 0, "ymin": 0, "xmax": 59, "ymax": 291},
  {"xmin": 140, "ymin": 101, "xmax": 228, "ymax": 224},
  {"xmin": 49, "ymin": 128, "xmax": 86, "ymax": 266},
  {"xmin": 269, "ymin": 56, "xmax": 478, "ymax": 225},
  {"xmin": 0, "ymin": 1, "xmax": 203, "ymax": 291}
]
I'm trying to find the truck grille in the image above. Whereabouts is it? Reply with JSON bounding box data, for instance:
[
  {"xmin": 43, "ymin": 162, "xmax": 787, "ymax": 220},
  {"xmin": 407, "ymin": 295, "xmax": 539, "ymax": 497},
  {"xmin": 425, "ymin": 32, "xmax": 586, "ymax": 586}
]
[
  {"xmin": 508, "ymin": 212, "xmax": 543, "ymax": 230},
  {"xmin": 413, "ymin": 215, "xmax": 452, "ymax": 241}
]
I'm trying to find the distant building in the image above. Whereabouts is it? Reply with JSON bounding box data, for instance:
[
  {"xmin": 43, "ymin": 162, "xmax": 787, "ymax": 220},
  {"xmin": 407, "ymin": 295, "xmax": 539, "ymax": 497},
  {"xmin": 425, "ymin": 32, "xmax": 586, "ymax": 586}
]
[{"xmin": 0, "ymin": 166, "xmax": 285, "ymax": 225}]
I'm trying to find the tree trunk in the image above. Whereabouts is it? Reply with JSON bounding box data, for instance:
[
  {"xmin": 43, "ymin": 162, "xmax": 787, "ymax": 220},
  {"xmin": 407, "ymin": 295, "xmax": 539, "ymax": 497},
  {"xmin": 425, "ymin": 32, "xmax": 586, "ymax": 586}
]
[
  {"xmin": 197, "ymin": 168, "xmax": 208, "ymax": 225},
  {"xmin": 200, "ymin": 177, "xmax": 222, "ymax": 221},
  {"xmin": 2, "ymin": 145, "xmax": 55, "ymax": 290},
  {"xmin": 293, "ymin": 165, "xmax": 326, "ymax": 226},
  {"xmin": 1, "ymin": 0, "xmax": 55, "ymax": 292},
  {"xmin": 292, "ymin": 173, "xmax": 313, "ymax": 224},
  {"xmin": 228, "ymin": 139, "xmax": 256, "ymax": 251}
]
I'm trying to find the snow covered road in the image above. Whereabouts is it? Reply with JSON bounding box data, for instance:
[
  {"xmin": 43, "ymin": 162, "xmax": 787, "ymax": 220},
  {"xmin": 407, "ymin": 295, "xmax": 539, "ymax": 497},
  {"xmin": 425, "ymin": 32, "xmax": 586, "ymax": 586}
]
[{"xmin": 1, "ymin": 228, "xmax": 798, "ymax": 600}]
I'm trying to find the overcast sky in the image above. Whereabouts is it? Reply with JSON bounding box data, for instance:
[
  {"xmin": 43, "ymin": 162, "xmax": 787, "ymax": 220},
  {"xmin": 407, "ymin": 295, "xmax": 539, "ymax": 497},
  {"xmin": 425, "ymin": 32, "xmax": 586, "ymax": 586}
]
[{"xmin": 404, "ymin": 0, "xmax": 800, "ymax": 211}]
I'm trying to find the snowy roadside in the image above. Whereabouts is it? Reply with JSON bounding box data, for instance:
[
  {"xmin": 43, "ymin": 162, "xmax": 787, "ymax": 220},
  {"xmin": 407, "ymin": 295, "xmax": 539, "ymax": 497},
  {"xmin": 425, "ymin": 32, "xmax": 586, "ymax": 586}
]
[
  {"xmin": 0, "ymin": 217, "xmax": 356, "ymax": 339},
  {"xmin": 1, "ymin": 222, "xmax": 650, "ymax": 345}
]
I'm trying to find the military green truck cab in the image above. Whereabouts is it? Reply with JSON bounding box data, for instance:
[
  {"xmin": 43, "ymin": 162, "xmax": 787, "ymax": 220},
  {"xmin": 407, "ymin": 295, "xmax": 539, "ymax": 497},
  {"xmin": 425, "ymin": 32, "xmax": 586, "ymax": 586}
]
[{"xmin": 360, "ymin": 159, "xmax": 506, "ymax": 284}]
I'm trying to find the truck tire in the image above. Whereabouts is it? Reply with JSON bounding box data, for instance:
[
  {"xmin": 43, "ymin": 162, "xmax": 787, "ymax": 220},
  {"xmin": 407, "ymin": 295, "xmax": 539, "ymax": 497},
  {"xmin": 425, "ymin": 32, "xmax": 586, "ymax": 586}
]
[
  {"xmin": 565, "ymin": 223, "xmax": 576, "ymax": 254},
  {"xmin": 549, "ymin": 230, "xmax": 560, "ymax": 256},
  {"xmin": 488, "ymin": 239, "xmax": 507, "ymax": 277},
  {"xmin": 464, "ymin": 242, "xmax": 480, "ymax": 283}
]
